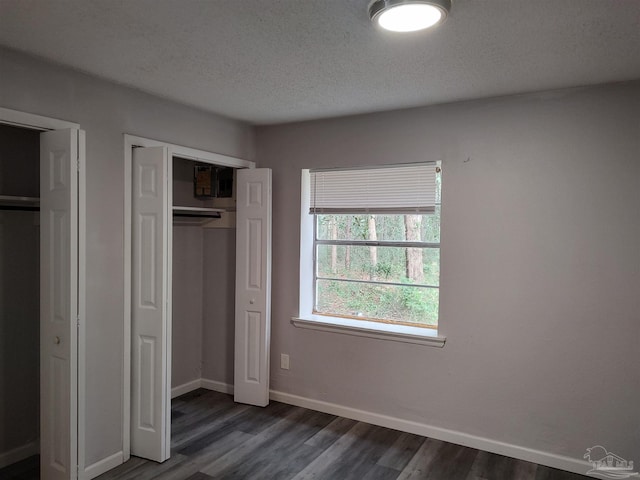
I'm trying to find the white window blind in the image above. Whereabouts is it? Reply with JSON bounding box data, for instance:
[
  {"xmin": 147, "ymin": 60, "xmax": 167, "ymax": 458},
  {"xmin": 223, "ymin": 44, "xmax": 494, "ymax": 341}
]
[{"xmin": 309, "ymin": 163, "xmax": 437, "ymax": 214}]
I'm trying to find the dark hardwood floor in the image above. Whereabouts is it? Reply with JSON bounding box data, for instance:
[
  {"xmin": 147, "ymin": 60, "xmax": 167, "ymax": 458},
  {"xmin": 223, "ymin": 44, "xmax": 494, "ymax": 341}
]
[{"xmin": 0, "ymin": 389, "xmax": 589, "ymax": 479}]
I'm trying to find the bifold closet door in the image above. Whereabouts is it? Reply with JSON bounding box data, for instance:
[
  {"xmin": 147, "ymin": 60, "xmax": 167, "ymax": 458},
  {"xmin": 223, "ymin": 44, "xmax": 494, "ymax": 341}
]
[
  {"xmin": 130, "ymin": 146, "xmax": 171, "ymax": 463},
  {"xmin": 40, "ymin": 129, "xmax": 81, "ymax": 480},
  {"xmin": 234, "ymin": 168, "xmax": 272, "ymax": 407}
]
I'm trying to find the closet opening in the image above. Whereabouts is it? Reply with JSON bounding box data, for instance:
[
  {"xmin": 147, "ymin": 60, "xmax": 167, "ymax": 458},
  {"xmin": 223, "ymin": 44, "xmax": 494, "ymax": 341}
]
[
  {"xmin": 0, "ymin": 123, "xmax": 41, "ymax": 476},
  {"xmin": 0, "ymin": 107, "xmax": 84, "ymax": 479},
  {"xmin": 170, "ymin": 156, "xmax": 238, "ymax": 449},
  {"xmin": 171, "ymin": 157, "xmax": 237, "ymax": 386},
  {"xmin": 126, "ymin": 135, "xmax": 271, "ymax": 464}
]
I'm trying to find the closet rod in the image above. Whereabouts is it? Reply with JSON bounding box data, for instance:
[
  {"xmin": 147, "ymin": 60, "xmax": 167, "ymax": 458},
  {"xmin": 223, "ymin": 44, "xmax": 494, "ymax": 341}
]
[
  {"xmin": 0, "ymin": 205, "xmax": 39, "ymax": 212},
  {"xmin": 173, "ymin": 212, "xmax": 221, "ymax": 219}
]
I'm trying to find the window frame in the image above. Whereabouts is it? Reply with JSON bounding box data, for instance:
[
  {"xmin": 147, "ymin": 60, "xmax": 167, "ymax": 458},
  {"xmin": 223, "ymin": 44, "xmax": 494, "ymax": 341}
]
[{"xmin": 294, "ymin": 167, "xmax": 446, "ymax": 348}]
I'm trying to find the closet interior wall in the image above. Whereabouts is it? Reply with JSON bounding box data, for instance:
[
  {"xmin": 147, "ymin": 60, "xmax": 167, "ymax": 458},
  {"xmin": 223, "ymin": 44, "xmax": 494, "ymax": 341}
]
[
  {"xmin": 0, "ymin": 124, "xmax": 40, "ymax": 463},
  {"xmin": 201, "ymin": 228, "xmax": 235, "ymax": 385},
  {"xmin": 171, "ymin": 158, "xmax": 236, "ymax": 392}
]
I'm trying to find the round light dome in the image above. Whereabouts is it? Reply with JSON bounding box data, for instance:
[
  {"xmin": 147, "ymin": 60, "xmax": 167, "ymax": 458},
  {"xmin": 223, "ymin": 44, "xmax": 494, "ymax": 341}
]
[{"xmin": 369, "ymin": 0, "xmax": 451, "ymax": 32}]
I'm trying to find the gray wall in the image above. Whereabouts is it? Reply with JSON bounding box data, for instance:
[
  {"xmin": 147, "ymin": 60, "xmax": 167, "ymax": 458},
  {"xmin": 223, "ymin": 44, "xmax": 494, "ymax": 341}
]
[
  {"xmin": 0, "ymin": 124, "xmax": 40, "ymax": 457},
  {"xmin": 0, "ymin": 47, "xmax": 254, "ymax": 466},
  {"xmin": 0, "ymin": 124, "xmax": 39, "ymax": 197},
  {"xmin": 172, "ymin": 227, "xmax": 236, "ymax": 390},
  {"xmin": 256, "ymin": 83, "xmax": 640, "ymax": 462},
  {"xmin": 172, "ymin": 226, "xmax": 204, "ymax": 388},
  {"xmin": 201, "ymin": 228, "xmax": 236, "ymax": 384}
]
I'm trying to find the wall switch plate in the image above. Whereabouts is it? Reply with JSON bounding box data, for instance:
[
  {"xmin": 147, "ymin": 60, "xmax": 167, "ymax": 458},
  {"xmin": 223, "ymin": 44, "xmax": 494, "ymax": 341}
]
[{"xmin": 280, "ymin": 353, "xmax": 290, "ymax": 370}]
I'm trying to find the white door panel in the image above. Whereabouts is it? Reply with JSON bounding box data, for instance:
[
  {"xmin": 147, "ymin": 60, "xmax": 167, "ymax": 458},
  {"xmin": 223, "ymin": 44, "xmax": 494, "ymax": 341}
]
[
  {"xmin": 40, "ymin": 129, "xmax": 79, "ymax": 480},
  {"xmin": 234, "ymin": 168, "xmax": 272, "ymax": 407},
  {"xmin": 131, "ymin": 146, "xmax": 170, "ymax": 462}
]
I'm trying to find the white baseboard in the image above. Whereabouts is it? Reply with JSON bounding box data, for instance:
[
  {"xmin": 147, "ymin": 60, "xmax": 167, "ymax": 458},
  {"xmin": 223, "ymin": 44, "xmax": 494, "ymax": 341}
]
[
  {"xmin": 83, "ymin": 451, "xmax": 123, "ymax": 480},
  {"xmin": 201, "ymin": 378, "xmax": 234, "ymax": 395},
  {"xmin": 171, "ymin": 379, "xmax": 203, "ymax": 399},
  {"xmin": 268, "ymin": 390, "xmax": 591, "ymax": 477},
  {"xmin": 189, "ymin": 381, "xmax": 588, "ymax": 476},
  {"xmin": 0, "ymin": 441, "xmax": 39, "ymax": 469},
  {"xmin": 171, "ymin": 378, "xmax": 234, "ymax": 399}
]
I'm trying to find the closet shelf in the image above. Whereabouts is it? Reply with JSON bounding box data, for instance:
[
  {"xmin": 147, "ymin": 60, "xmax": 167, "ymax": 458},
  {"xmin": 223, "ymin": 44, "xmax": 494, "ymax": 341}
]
[
  {"xmin": 173, "ymin": 206, "xmax": 224, "ymax": 224},
  {"xmin": 173, "ymin": 206, "xmax": 225, "ymax": 216},
  {"xmin": 0, "ymin": 195, "xmax": 40, "ymax": 211}
]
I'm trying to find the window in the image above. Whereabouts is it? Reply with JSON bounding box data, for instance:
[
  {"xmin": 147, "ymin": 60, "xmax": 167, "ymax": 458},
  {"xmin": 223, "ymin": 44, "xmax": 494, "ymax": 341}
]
[{"xmin": 303, "ymin": 163, "xmax": 441, "ymax": 330}]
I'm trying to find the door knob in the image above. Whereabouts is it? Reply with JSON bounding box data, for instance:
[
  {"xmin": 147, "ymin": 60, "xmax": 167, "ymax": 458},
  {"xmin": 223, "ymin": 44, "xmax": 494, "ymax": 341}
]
[
  {"xmin": 250, "ymin": 298, "xmax": 255, "ymax": 304},
  {"xmin": 54, "ymin": 336, "xmax": 61, "ymax": 345}
]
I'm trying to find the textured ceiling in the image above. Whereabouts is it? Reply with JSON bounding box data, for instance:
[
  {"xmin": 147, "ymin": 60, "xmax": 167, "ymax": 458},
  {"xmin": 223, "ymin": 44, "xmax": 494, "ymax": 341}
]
[{"xmin": 0, "ymin": 0, "xmax": 639, "ymax": 124}]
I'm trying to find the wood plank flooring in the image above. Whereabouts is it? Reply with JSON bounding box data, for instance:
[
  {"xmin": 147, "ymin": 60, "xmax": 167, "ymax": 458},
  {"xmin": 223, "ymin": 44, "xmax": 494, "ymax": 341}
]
[{"xmin": 0, "ymin": 389, "xmax": 590, "ymax": 479}]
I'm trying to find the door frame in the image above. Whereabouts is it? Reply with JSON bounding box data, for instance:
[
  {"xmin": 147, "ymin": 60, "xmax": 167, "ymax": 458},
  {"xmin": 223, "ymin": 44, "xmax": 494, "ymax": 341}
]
[
  {"xmin": 122, "ymin": 134, "xmax": 254, "ymax": 460},
  {"xmin": 0, "ymin": 107, "xmax": 85, "ymax": 477}
]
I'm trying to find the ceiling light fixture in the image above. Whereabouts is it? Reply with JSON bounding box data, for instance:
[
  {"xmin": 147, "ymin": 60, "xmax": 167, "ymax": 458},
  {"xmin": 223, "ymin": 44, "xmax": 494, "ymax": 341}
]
[{"xmin": 369, "ymin": 0, "xmax": 451, "ymax": 32}]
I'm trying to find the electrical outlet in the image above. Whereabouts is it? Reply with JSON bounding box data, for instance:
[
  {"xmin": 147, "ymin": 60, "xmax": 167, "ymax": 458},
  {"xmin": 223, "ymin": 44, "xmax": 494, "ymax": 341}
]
[{"xmin": 280, "ymin": 353, "xmax": 290, "ymax": 370}]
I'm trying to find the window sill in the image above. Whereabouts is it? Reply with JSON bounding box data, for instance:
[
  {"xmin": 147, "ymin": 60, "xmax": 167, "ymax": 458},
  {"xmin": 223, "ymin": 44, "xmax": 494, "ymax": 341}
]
[{"xmin": 291, "ymin": 315, "xmax": 446, "ymax": 348}]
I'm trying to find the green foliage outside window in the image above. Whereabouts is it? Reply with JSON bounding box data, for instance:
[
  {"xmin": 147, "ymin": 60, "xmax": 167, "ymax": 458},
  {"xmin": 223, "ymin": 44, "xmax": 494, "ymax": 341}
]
[
  {"xmin": 315, "ymin": 212, "xmax": 441, "ymax": 326},
  {"xmin": 313, "ymin": 169, "xmax": 442, "ymax": 327}
]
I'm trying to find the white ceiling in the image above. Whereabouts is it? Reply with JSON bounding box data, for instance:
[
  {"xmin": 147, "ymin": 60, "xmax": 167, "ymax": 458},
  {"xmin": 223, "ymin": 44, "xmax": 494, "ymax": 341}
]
[{"xmin": 0, "ymin": 0, "xmax": 639, "ymax": 125}]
